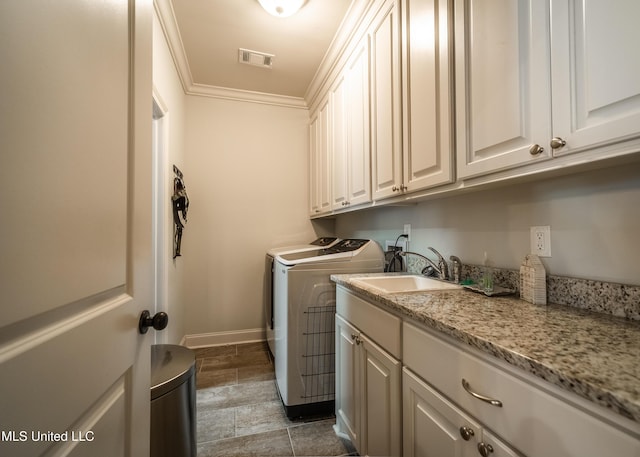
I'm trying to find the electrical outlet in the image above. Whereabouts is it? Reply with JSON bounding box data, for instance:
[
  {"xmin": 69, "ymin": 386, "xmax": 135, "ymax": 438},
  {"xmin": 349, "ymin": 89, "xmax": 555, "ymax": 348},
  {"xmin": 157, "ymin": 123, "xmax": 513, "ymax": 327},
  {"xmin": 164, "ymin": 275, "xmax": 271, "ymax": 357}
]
[
  {"xmin": 403, "ymin": 224, "xmax": 411, "ymax": 240},
  {"xmin": 530, "ymin": 226, "xmax": 551, "ymax": 257}
]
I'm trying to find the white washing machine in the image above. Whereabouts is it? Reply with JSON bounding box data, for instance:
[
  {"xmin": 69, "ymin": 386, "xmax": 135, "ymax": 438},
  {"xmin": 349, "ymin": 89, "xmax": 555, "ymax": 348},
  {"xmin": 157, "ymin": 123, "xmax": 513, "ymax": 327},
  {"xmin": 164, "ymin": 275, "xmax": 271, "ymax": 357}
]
[
  {"xmin": 264, "ymin": 237, "xmax": 340, "ymax": 356},
  {"xmin": 273, "ymin": 239, "xmax": 384, "ymax": 418}
]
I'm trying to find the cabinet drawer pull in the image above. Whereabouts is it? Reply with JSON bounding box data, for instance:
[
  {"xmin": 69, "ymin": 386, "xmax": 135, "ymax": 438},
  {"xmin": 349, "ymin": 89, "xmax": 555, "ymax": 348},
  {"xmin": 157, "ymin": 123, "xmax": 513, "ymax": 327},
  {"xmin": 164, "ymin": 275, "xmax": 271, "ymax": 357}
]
[{"xmin": 461, "ymin": 379, "xmax": 503, "ymax": 407}]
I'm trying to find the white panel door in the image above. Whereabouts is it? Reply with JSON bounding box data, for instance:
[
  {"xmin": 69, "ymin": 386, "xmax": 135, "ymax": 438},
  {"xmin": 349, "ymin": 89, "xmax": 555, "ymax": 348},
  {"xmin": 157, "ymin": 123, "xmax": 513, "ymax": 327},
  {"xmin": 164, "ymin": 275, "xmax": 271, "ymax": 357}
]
[
  {"xmin": 309, "ymin": 97, "xmax": 332, "ymax": 216},
  {"xmin": 331, "ymin": 75, "xmax": 349, "ymax": 209},
  {"xmin": 0, "ymin": 0, "xmax": 153, "ymax": 456},
  {"xmin": 403, "ymin": 369, "xmax": 479, "ymax": 457},
  {"xmin": 361, "ymin": 334, "xmax": 402, "ymax": 457},
  {"xmin": 455, "ymin": 0, "xmax": 553, "ymax": 178},
  {"xmin": 335, "ymin": 315, "xmax": 361, "ymax": 450},
  {"xmin": 550, "ymin": 0, "xmax": 640, "ymax": 156},
  {"xmin": 402, "ymin": 0, "xmax": 455, "ymax": 191},
  {"xmin": 371, "ymin": 0, "xmax": 403, "ymax": 201},
  {"xmin": 345, "ymin": 37, "xmax": 372, "ymax": 207}
]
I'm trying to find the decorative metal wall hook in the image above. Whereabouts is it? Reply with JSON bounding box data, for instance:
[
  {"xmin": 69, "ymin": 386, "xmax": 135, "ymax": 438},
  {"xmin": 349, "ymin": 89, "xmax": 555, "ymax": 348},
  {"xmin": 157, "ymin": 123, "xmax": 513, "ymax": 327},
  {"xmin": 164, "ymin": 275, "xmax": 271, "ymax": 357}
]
[{"xmin": 172, "ymin": 165, "xmax": 189, "ymax": 259}]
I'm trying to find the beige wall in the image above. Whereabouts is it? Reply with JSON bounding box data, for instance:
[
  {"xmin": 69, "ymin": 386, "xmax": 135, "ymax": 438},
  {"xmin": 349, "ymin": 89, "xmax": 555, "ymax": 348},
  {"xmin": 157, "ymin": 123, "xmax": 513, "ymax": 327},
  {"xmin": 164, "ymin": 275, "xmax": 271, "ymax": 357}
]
[
  {"xmin": 152, "ymin": 11, "xmax": 187, "ymax": 344},
  {"xmin": 182, "ymin": 96, "xmax": 322, "ymax": 336},
  {"xmin": 335, "ymin": 161, "xmax": 640, "ymax": 285}
]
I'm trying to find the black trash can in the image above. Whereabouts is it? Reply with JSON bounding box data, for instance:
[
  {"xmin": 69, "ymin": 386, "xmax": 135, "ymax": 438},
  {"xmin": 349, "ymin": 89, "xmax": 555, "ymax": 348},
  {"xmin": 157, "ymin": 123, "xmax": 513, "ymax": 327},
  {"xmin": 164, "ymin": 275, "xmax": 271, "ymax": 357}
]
[{"xmin": 151, "ymin": 344, "xmax": 196, "ymax": 457}]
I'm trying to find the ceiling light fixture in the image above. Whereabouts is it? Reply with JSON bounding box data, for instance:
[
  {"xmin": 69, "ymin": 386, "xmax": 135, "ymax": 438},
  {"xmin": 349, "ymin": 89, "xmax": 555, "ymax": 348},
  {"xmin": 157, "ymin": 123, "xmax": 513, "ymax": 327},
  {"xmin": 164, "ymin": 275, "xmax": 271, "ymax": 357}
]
[{"xmin": 257, "ymin": 0, "xmax": 306, "ymax": 18}]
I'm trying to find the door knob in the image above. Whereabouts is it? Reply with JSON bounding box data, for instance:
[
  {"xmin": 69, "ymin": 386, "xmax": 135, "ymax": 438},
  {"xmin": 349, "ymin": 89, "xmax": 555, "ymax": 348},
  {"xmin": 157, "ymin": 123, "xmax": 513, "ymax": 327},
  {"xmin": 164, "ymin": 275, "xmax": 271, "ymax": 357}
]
[{"xmin": 139, "ymin": 310, "xmax": 169, "ymax": 334}]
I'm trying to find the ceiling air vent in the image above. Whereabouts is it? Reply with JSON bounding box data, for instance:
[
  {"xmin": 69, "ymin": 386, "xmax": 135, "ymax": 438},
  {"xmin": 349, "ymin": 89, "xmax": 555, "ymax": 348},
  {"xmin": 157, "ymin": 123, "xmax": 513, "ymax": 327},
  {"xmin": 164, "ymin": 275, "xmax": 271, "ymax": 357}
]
[{"xmin": 238, "ymin": 48, "xmax": 274, "ymax": 69}]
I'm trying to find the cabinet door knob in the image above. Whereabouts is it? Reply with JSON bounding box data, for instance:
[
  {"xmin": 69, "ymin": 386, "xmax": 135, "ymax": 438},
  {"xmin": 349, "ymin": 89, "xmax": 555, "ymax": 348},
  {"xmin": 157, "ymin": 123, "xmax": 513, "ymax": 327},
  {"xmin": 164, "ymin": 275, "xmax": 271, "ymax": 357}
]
[
  {"xmin": 550, "ymin": 137, "xmax": 567, "ymax": 149},
  {"xmin": 529, "ymin": 144, "xmax": 544, "ymax": 155},
  {"xmin": 459, "ymin": 426, "xmax": 475, "ymax": 441},
  {"xmin": 477, "ymin": 442, "xmax": 494, "ymax": 457},
  {"xmin": 392, "ymin": 185, "xmax": 398, "ymax": 192}
]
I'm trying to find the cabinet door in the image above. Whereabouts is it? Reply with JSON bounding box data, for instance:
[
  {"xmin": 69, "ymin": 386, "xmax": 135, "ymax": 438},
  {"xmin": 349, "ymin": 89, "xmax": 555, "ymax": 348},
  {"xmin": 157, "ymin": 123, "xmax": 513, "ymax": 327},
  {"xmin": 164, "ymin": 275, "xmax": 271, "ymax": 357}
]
[
  {"xmin": 361, "ymin": 334, "xmax": 402, "ymax": 457},
  {"xmin": 403, "ymin": 368, "xmax": 479, "ymax": 457},
  {"xmin": 309, "ymin": 98, "xmax": 332, "ymax": 215},
  {"xmin": 331, "ymin": 74, "xmax": 349, "ymax": 209},
  {"xmin": 402, "ymin": 0, "xmax": 455, "ymax": 191},
  {"xmin": 371, "ymin": 0, "xmax": 403, "ymax": 201},
  {"xmin": 345, "ymin": 37, "xmax": 372, "ymax": 207},
  {"xmin": 309, "ymin": 113, "xmax": 319, "ymax": 215},
  {"xmin": 335, "ymin": 314, "xmax": 361, "ymax": 449},
  {"xmin": 550, "ymin": 0, "xmax": 640, "ymax": 157},
  {"xmin": 455, "ymin": 0, "xmax": 553, "ymax": 178}
]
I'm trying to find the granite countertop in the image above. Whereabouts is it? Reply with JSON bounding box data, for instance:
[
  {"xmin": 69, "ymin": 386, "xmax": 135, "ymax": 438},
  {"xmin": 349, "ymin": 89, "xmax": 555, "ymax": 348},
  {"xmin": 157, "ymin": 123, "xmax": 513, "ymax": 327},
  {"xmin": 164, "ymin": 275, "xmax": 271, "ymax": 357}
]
[{"xmin": 331, "ymin": 273, "xmax": 640, "ymax": 425}]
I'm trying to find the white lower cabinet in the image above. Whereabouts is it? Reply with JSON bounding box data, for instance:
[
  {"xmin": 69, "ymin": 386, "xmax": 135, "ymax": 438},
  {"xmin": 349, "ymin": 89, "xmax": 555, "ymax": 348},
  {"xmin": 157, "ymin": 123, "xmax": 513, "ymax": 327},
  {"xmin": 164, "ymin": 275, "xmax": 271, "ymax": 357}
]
[
  {"xmin": 335, "ymin": 287, "xmax": 640, "ymax": 457},
  {"xmin": 335, "ymin": 288, "xmax": 402, "ymax": 456},
  {"xmin": 403, "ymin": 367, "xmax": 519, "ymax": 457},
  {"xmin": 403, "ymin": 322, "xmax": 640, "ymax": 457}
]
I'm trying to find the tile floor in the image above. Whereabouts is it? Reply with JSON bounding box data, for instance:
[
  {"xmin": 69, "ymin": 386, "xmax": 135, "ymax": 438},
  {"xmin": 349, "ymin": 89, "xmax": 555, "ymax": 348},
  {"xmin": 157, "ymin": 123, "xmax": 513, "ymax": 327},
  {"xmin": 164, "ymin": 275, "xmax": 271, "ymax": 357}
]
[{"xmin": 194, "ymin": 342, "xmax": 358, "ymax": 457}]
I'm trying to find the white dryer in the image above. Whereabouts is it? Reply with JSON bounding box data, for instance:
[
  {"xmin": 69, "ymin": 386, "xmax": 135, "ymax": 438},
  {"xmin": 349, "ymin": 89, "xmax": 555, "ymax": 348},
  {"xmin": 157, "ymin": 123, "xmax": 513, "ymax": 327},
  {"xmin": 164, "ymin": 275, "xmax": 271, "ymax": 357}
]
[
  {"xmin": 264, "ymin": 237, "xmax": 340, "ymax": 356},
  {"xmin": 273, "ymin": 239, "xmax": 384, "ymax": 418}
]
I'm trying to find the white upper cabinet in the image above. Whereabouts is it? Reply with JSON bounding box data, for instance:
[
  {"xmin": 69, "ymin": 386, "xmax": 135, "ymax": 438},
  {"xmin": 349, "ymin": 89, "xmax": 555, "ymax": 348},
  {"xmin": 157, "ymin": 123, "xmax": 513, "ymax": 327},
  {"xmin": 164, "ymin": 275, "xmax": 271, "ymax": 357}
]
[
  {"xmin": 333, "ymin": 36, "xmax": 372, "ymax": 210},
  {"xmin": 331, "ymin": 73, "xmax": 349, "ymax": 209},
  {"xmin": 309, "ymin": 0, "xmax": 640, "ymax": 216},
  {"xmin": 373, "ymin": 0, "xmax": 455, "ymax": 201},
  {"xmin": 309, "ymin": 96, "xmax": 332, "ymax": 216},
  {"xmin": 550, "ymin": 0, "xmax": 640, "ymax": 157},
  {"xmin": 401, "ymin": 0, "xmax": 455, "ymax": 191},
  {"xmin": 370, "ymin": 0, "xmax": 403, "ymax": 200},
  {"xmin": 346, "ymin": 37, "xmax": 372, "ymax": 207},
  {"xmin": 455, "ymin": 0, "xmax": 553, "ymax": 179},
  {"xmin": 456, "ymin": 0, "xmax": 640, "ymax": 180}
]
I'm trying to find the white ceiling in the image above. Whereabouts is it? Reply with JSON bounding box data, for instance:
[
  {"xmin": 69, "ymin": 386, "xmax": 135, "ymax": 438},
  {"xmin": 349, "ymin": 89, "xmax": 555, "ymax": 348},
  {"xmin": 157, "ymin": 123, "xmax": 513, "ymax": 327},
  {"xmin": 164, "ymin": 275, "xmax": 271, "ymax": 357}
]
[{"xmin": 160, "ymin": 0, "xmax": 354, "ymax": 103}]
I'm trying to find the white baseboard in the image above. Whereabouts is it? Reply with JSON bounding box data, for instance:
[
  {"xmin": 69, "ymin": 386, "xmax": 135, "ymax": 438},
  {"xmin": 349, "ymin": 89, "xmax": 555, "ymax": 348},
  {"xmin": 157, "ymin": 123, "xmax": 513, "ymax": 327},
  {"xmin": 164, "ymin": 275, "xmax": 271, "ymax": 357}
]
[{"xmin": 181, "ymin": 328, "xmax": 266, "ymax": 349}]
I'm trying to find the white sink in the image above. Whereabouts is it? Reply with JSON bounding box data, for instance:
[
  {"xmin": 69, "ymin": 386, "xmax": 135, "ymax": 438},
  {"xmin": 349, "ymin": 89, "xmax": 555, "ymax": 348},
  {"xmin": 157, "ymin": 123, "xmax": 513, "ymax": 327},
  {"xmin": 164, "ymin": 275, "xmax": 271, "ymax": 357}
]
[{"xmin": 351, "ymin": 275, "xmax": 462, "ymax": 293}]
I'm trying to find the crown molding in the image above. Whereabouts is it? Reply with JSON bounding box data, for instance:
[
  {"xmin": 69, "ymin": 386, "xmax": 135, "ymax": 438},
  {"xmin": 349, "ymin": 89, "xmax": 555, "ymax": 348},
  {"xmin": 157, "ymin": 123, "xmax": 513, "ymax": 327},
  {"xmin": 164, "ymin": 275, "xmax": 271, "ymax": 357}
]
[
  {"xmin": 154, "ymin": 0, "xmax": 194, "ymax": 91},
  {"xmin": 154, "ymin": 0, "xmax": 308, "ymax": 109},
  {"xmin": 186, "ymin": 83, "xmax": 308, "ymax": 109}
]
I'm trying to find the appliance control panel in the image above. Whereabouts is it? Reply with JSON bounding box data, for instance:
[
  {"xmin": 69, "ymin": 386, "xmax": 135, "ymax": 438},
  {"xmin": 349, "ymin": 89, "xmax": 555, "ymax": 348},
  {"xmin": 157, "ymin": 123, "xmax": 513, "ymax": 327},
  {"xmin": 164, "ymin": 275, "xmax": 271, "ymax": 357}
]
[
  {"xmin": 325, "ymin": 239, "xmax": 369, "ymax": 253},
  {"xmin": 310, "ymin": 237, "xmax": 338, "ymax": 246}
]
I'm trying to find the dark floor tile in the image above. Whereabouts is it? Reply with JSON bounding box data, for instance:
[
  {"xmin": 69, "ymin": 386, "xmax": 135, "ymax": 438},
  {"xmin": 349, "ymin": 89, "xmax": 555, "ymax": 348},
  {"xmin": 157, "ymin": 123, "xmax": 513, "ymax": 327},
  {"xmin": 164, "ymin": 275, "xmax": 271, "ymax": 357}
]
[
  {"xmin": 195, "ymin": 344, "xmax": 356, "ymax": 457},
  {"xmin": 201, "ymin": 349, "xmax": 271, "ymax": 371},
  {"xmin": 289, "ymin": 419, "xmax": 357, "ymax": 457},
  {"xmin": 194, "ymin": 345, "xmax": 237, "ymax": 359},
  {"xmin": 197, "ymin": 367, "xmax": 237, "ymax": 389},
  {"xmin": 238, "ymin": 363, "xmax": 275, "ymax": 384},
  {"xmin": 197, "ymin": 428, "xmax": 293, "ymax": 457},
  {"xmin": 236, "ymin": 341, "xmax": 270, "ymax": 355}
]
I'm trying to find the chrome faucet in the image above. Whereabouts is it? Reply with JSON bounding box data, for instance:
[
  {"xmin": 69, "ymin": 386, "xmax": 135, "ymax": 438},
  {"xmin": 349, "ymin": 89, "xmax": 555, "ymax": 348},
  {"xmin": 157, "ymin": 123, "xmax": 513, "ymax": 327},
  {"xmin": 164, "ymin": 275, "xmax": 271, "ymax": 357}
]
[
  {"xmin": 401, "ymin": 248, "xmax": 449, "ymax": 281},
  {"xmin": 427, "ymin": 247, "xmax": 449, "ymax": 281}
]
